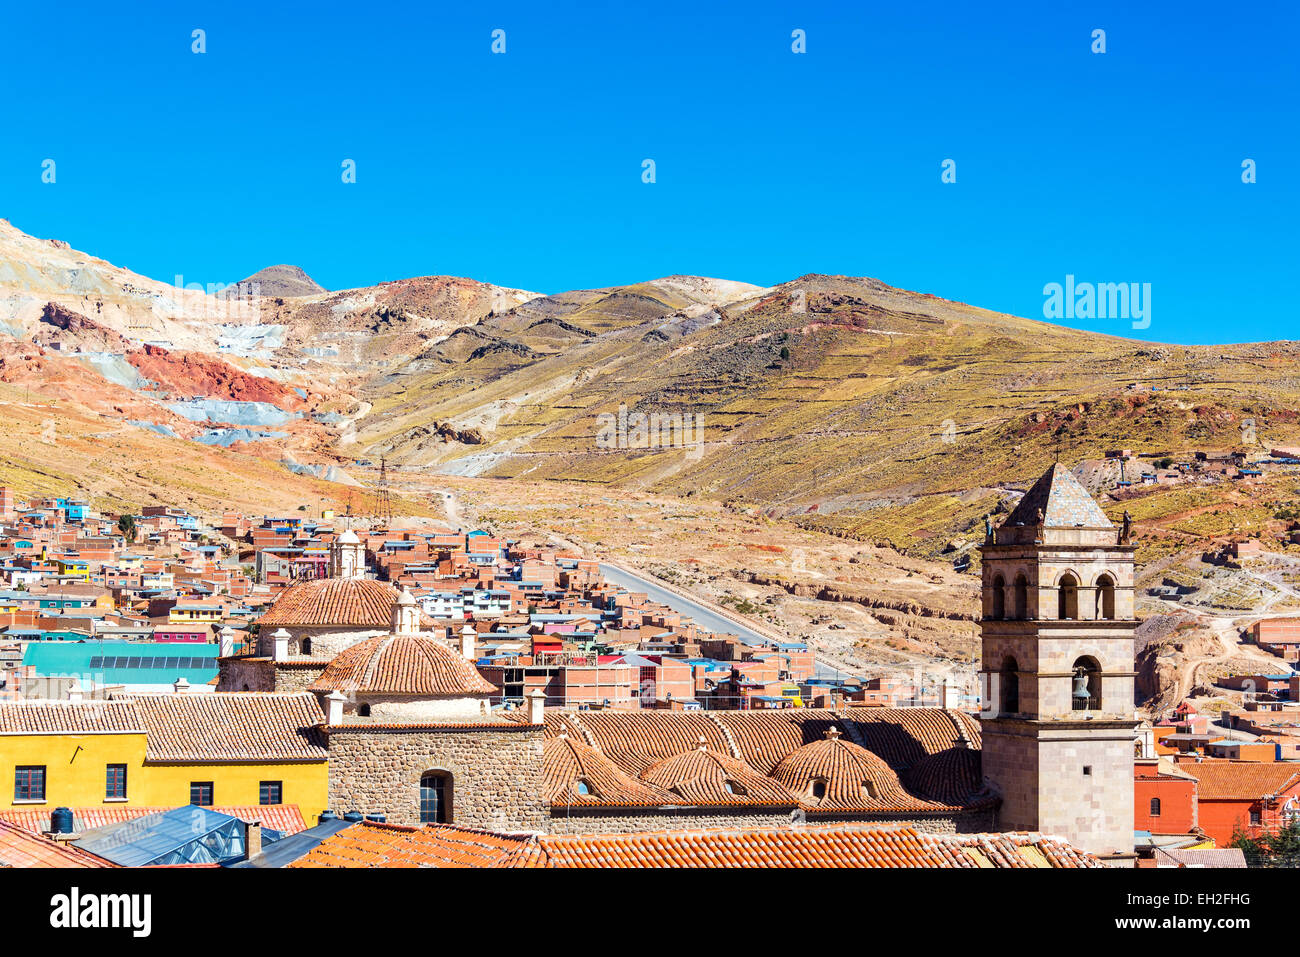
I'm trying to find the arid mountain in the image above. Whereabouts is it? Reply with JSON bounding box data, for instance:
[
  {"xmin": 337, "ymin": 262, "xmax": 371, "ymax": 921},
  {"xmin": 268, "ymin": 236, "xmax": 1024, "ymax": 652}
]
[{"xmin": 227, "ymin": 264, "xmax": 327, "ymax": 298}]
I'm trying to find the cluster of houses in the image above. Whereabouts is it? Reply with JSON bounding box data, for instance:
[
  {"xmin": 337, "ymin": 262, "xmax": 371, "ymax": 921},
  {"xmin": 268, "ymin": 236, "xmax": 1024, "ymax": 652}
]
[{"xmin": 1103, "ymin": 446, "xmax": 1300, "ymax": 495}]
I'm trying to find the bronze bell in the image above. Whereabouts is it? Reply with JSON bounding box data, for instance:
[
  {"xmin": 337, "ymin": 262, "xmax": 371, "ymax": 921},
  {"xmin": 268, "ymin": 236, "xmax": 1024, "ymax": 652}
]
[{"xmin": 1072, "ymin": 667, "xmax": 1091, "ymax": 704}]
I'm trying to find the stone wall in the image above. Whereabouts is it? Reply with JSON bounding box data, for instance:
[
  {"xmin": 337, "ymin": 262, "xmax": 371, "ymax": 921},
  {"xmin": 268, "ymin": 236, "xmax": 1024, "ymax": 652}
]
[
  {"xmin": 217, "ymin": 657, "xmax": 327, "ymax": 693},
  {"xmin": 326, "ymin": 724, "xmax": 547, "ymax": 830}
]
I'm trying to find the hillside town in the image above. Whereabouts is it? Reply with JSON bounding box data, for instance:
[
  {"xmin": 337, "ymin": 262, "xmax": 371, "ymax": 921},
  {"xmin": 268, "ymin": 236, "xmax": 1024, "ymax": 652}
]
[{"xmin": 0, "ymin": 466, "xmax": 1290, "ymax": 871}]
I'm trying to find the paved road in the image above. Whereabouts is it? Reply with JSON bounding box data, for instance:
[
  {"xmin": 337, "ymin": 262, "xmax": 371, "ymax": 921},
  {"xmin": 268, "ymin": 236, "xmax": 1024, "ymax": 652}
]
[{"xmin": 598, "ymin": 563, "xmax": 852, "ymax": 682}]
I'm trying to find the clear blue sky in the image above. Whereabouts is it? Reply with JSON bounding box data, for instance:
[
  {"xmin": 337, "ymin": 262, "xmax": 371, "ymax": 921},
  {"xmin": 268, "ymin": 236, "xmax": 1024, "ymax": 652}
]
[{"xmin": 3, "ymin": 1, "xmax": 1295, "ymax": 344}]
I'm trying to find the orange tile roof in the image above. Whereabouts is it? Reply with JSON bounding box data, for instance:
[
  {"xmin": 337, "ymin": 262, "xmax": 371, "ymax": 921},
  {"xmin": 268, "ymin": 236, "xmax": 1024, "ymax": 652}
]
[
  {"xmin": 0, "ymin": 820, "xmax": 114, "ymax": 868},
  {"xmin": 1183, "ymin": 761, "xmax": 1300, "ymax": 801},
  {"xmin": 289, "ymin": 821, "xmax": 531, "ymax": 868},
  {"xmin": 308, "ymin": 633, "xmax": 495, "ymax": 696},
  {"xmin": 642, "ymin": 743, "xmax": 799, "ymax": 807},
  {"xmin": 545, "ymin": 709, "xmax": 989, "ymax": 814},
  {"xmin": 288, "ymin": 821, "xmax": 1103, "ymax": 868},
  {"xmin": 0, "ymin": 804, "xmax": 308, "ymax": 836},
  {"xmin": 544, "ymin": 732, "xmax": 674, "ymax": 807},
  {"xmin": 257, "ymin": 577, "xmax": 435, "ymax": 628},
  {"xmin": 127, "ymin": 692, "xmax": 328, "ymax": 762}
]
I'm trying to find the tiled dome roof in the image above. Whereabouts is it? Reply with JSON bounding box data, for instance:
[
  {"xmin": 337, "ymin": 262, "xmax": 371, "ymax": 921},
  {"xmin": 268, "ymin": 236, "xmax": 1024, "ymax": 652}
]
[
  {"xmin": 1004, "ymin": 463, "xmax": 1112, "ymax": 529},
  {"xmin": 543, "ymin": 733, "xmax": 672, "ymax": 807},
  {"xmin": 902, "ymin": 747, "xmax": 988, "ymax": 806},
  {"xmin": 771, "ymin": 728, "xmax": 933, "ymax": 812},
  {"xmin": 308, "ymin": 634, "xmax": 496, "ymax": 696},
  {"xmin": 641, "ymin": 741, "xmax": 797, "ymax": 806},
  {"xmin": 257, "ymin": 578, "xmax": 434, "ymax": 628}
]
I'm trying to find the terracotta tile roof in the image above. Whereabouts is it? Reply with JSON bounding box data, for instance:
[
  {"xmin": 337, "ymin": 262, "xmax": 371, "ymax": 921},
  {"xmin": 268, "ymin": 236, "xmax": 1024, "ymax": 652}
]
[
  {"xmin": 1183, "ymin": 761, "xmax": 1300, "ymax": 801},
  {"xmin": 516, "ymin": 826, "xmax": 1104, "ymax": 869},
  {"xmin": 288, "ymin": 820, "xmax": 532, "ymax": 868},
  {"xmin": 771, "ymin": 728, "xmax": 955, "ymax": 812},
  {"xmin": 0, "ymin": 820, "xmax": 114, "ymax": 868},
  {"xmin": 0, "ymin": 804, "xmax": 308, "ymax": 836},
  {"xmin": 1153, "ymin": 846, "xmax": 1247, "ymax": 868},
  {"xmin": 546, "ymin": 709, "xmax": 988, "ymax": 813},
  {"xmin": 712, "ymin": 709, "xmax": 980, "ymax": 774},
  {"xmin": 544, "ymin": 733, "xmax": 674, "ymax": 807},
  {"xmin": 1004, "ymin": 463, "xmax": 1112, "ymax": 529},
  {"xmin": 902, "ymin": 747, "xmax": 990, "ymax": 806},
  {"xmin": 308, "ymin": 634, "xmax": 496, "ymax": 696},
  {"xmin": 641, "ymin": 742, "xmax": 798, "ymax": 807},
  {"xmin": 128, "ymin": 692, "xmax": 328, "ymax": 762},
  {"xmin": 257, "ymin": 577, "xmax": 435, "ymax": 628},
  {"xmin": 285, "ymin": 822, "xmax": 1103, "ymax": 868},
  {"xmin": 0, "ymin": 700, "xmax": 144, "ymax": 734}
]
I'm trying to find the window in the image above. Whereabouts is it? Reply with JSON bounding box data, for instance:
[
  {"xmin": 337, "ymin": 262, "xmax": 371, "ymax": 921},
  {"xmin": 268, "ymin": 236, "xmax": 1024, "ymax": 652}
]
[
  {"xmin": 1058, "ymin": 573, "xmax": 1080, "ymax": 619},
  {"xmin": 1250, "ymin": 808, "xmax": 1262, "ymax": 826},
  {"xmin": 724, "ymin": 779, "xmax": 748, "ymax": 797},
  {"xmin": 1013, "ymin": 575, "xmax": 1029, "ymax": 619},
  {"xmin": 999, "ymin": 656, "xmax": 1020, "ymax": 715},
  {"xmin": 1072, "ymin": 656, "xmax": 1102, "ymax": 711},
  {"xmin": 15, "ymin": 766, "xmax": 45, "ymax": 802},
  {"xmin": 1082, "ymin": 766, "xmax": 1092, "ymax": 776},
  {"xmin": 420, "ymin": 771, "xmax": 452, "ymax": 824},
  {"xmin": 1096, "ymin": 575, "xmax": 1116, "ymax": 619},
  {"xmin": 810, "ymin": 779, "xmax": 827, "ymax": 801},
  {"xmin": 1150, "ymin": 797, "xmax": 1161, "ymax": 817},
  {"xmin": 190, "ymin": 781, "xmax": 214, "ymax": 807},
  {"xmin": 990, "ymin": 574, "xmax": 1005, "ymax": 619},
  {"xmin": 301, "ymin": 638, "xmax": 312, "ymax": 656},
  {"xmin": 259, "ymin": 781, "xmax": 282, "ymax": 805},
  {"xmin": 106, "ymin": 764, "xmax": 127, "ymax": 800},
  {"xmin": 358, "ymin": 703, "xmax": 371, "ymax": 717},
  {"xmin": 863, "ymin": 780, "xmax": 878, "ymax": 800},
  {"xmin": 573, "ymin": 779, "xmax": 592, "ymax": 797}
]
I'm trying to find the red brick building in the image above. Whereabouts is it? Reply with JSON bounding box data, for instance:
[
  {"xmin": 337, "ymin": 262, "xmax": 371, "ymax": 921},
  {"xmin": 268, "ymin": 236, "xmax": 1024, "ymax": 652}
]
[{"xmin": 1182, "ymin": 761, "xmax": 1300, "ymax": 846}]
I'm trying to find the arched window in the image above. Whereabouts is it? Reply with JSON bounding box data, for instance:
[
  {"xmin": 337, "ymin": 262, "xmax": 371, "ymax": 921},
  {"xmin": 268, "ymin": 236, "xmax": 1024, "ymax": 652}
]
[
  {"xmin": 862, "ymin": 780, "xmax": 878, "ymax": 800},
  {"xmin": 1013, "ymin": 574, "xmax": 1028, "ymax": 620},
  {"xmin": 990, "ymin": 574, "xmax": 1005, "ymax": 619},
  {"xmin": 1096, "ymin": 575, "xmax": 1116, "ymax": 620},
  {"xmin": 810, "ymin": 779, "xmax": 827, "ymax": 801},
  {"xmin": 301, "ymin": 637, "xmax": 312, "ymax": 656},
  {"xmin": 1058, "ymin": 573, "xmax": 1080, "ymax": 619},
  {"xmin": 1149, "ymin": 797, "xmax": 1161, "ymax": 817},
  {"xmin": 1000, "ymin": 656, "xmax": 1020, "ymax": 715},
  {"xmin": 420, "ymin": 770, "xmax": 453, "ymax": 824},
  {"xmin": 724, "ymin": 779, "xmax": 747, "ymax": 797},
  {"xmin": 574, "ymin": 779, "xmax": 592, "ymax": 797},
  {"xmin": 1072, "ymin": 656, "xmax": 1101, "ymax": 711},
  {"xmin": 358, "ymin": 703, "xmax": 371, "ymax": 717}
]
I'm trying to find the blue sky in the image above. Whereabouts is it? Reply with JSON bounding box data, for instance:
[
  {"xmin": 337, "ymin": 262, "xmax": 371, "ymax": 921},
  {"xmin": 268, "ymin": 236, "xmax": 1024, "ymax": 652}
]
[{"xmin": 2, "ymin": 1, "xmax": 1295, "ymax": 344}]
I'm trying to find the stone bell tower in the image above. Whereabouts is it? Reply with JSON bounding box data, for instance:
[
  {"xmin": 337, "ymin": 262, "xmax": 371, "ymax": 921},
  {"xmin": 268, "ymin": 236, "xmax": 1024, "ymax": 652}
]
[
  {"xmin": 329, "ymin": 529, "xmax": 366, "ymax": 579},
  {"xmin": 978, "ymin": 463, "xmax": 1137, "ymax": 863}
]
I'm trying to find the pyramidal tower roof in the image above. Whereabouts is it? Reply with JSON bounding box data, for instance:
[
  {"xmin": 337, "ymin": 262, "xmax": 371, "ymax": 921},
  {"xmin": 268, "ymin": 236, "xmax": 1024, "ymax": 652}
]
[{"xmin": 1004, "ymin": 463, "xmax": 1112, "ymax": 529}]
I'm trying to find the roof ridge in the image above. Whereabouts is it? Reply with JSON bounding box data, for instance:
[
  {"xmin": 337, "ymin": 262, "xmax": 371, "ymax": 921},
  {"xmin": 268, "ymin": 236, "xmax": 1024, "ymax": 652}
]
[{"xmin": 703, "ymin": 710, "xmax": 741, "ymax": 757}]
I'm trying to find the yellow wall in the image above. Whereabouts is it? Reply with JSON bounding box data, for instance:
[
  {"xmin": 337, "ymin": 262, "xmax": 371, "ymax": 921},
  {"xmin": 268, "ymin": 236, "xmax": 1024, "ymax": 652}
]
[{"xmin": 0, "ymin": 732, "xmax": 327, "ymax": 825}]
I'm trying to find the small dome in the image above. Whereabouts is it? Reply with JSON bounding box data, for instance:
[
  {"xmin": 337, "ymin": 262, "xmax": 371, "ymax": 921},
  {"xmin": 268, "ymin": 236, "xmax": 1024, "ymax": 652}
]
[
  {"xmin": 309, "ymin": 633, "xmax": 496, "ymax": 696},
  {"xmin": 257, "ymin": 578, "xmax": 434, "ymax": 629},
  {"xmin": 903, "ymin": 747, "xmax": 988, "ymax": 807},
  {"xmin": 771, "ymin": 727, "xmax": 927, "ymax": 811},
  {"xmin": 336, "ymin": 529, "xmax": 362, "ymax": 545},
  {"xmin": 641, "ymin": 740, "xmax": 797, "ymax": 806},
  {"xmin": 544, "ymin": 733, "xmax": 671, "ymax": 806}
]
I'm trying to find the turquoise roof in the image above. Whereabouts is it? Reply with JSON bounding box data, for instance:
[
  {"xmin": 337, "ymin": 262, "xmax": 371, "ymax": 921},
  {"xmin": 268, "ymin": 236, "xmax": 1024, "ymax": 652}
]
[{"xmin": 23, "ymin": 640, "xmax": 219, "ymax": 685}]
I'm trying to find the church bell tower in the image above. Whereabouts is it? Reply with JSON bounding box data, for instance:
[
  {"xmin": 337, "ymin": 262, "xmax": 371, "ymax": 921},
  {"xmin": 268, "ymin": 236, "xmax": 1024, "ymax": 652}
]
[{"xmin": 978, "ymin": 463, "xmax": 1138, "ymax": 863}]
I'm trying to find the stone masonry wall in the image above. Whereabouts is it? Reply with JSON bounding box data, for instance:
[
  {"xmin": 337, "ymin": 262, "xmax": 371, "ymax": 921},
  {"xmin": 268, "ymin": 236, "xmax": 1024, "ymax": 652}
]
[{"xmin": 327, "ymin": 725, "xmax": 547, "ymax": 830}]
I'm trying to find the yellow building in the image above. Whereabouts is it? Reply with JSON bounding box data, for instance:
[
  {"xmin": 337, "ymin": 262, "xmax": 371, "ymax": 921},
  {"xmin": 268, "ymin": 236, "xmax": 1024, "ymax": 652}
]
[{"xmin": 0, "ymin": 694, "xmax": 328, "ymax": 825}]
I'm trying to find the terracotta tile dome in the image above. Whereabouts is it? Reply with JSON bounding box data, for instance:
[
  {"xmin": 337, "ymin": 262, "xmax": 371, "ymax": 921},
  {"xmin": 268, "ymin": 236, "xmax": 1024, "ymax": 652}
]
[
  {"xmin": 641, "ymin": 740, "xmax": 798, "ymax": 806},
  {"xmin": 544, "ymin": 733, "xmax": 672, "ymax": 806},
  {"xmin": 257, "ymin": 577, "xmax": 434, "ymax": 628},
  {"xmin": 308, "ymin": 634, "xmax": 496, "ymax": 696},
  {"xmin": 771, "ymin": 728, "xmax": 938, "ymax": 812}
]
